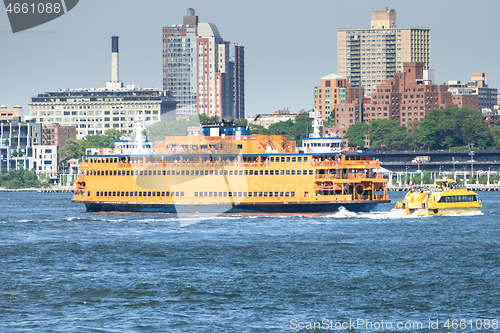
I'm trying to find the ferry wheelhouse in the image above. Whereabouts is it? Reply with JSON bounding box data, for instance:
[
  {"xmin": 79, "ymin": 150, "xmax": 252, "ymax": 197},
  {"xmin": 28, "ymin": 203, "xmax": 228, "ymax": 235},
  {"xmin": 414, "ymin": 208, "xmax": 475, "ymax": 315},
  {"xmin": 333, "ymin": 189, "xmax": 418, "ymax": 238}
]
[{"xmin": 72, "ymin": 120, "xmax": 389, "ymax": 214}]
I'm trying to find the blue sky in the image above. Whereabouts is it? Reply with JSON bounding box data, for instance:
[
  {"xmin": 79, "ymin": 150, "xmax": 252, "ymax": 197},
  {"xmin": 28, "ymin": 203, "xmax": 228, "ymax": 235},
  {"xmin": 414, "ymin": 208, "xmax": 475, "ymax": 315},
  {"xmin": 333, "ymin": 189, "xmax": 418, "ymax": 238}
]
[{"xmin": 1, "ymin": 0, "xmax": 499, "ymax": 116}]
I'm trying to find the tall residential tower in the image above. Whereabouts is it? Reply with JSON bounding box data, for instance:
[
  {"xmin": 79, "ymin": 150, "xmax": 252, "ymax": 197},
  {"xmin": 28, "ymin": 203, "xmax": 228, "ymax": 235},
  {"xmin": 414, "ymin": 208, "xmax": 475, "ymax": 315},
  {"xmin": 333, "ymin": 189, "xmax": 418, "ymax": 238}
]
[
  {"xmin": 338, "ymin": 9, "xmax": 430, "ymax": 97},
  {"xmin": 162, "ymin": 8, "xmax": 245, "ymax": 119}
]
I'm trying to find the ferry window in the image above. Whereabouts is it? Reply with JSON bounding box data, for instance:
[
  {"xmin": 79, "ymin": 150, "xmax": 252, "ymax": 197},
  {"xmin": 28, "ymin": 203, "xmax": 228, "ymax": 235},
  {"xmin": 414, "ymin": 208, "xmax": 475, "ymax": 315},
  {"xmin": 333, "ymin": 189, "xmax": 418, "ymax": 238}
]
[
  {"xmin": 291, "ymin": 170, "xmax": 296, "ymax": 175},
  {"xmin": 237, "ymin": 192, "xmax": 241, "ymax": 197},
  {"xmin": 249, "ymin": 170, "xmax": 253, "ymax": 175},
  {"xmin": 195, "ymin": 170, "xmax": 199, "ymax": 176},
  {"xmin": 138, "ymin": 171, "xmax": 143, "ymax": 176},
  {"xmin": 239, "ymin": 170, "xmax": 244, "ymax": 175},
  {"xmin": 134, "ymin": 191, "xmax": 137, "ymax": 196},
  {"xmin": 281, "ymin": 157, "xmax": 285, "ymax": 162},
  {"xmin": 96, "ymin": 192, "xmax": 99, "ymax": 197},
  {"xmin": 309, "ymin": 170, "xmax": 314, "ymax": 175},
  {"xmin": 229, "ymin": 171, "xmax": 233, "ymax": 176},
  {"xmin": 280, "ymin": 170, "xmax": 285, "ymax": 175},
  {"xmin": 213, "ymin": 192, "xmax": 218, "ymax": 197},
  {"xmin": 152, "ymin": 192, "xmax": 156, "ymax": 197},
  {"xmin": 258, "ymin": 192, "xmax": 263, "ymax": 197},
  {"xmin": 286, "ymin": 157, "xmax": 291, "ymax": 162},
  {"xmin": 243, "ymin": 192, "xmax": 247, "ymax": 197},
  {"xmin": 181, "ymin": 170, "xmax": 185, "ymax": 176},
  {"xmin": 195, "ymin": 192, "xmax": 198, "ymax": 197},
  {"xmin": 286, "ymin": 170, "xmax": 290, "ymax": 175},
  {"xmin": 297, "ymin": 170, "xmax": 301, "ymax": 175},
  {"xmin": 191, "ymin": 170, "xmax": 195, "ymax": 175},
  {"xmin": 303, "ymin": 157, "xmax": 308, "ymax": 162},
  {"xmin": 298, "ymin": 157, "xmax": 302, "ymax": 162},
  {"xmin": 174, "ymin": 192, "xmax": 179, "ymax": 197},
  {"xmin": 219, "ymin": 192, "xmax": 223, "ymax": 197},
  {"xmin": 105, "ymin": 170, "xmax": 108, "ymax": 176},
  {"xmin": 166, "ymin": 192, "xmax": 170, "ymax": 196},
  {"xmin": 228, "ymin": 192, "xmax": 233, "ymax": 197},
  {"xmin": 270, "ymin": 170, "xmax": 274, "ymax": 175},
  {"xmin": 237, "ymin": 144, "xmax": 243, "ymax": 149},
  {"xmin": 125, "ymin": 192, "xmax": 129, "ymax": 196},
  {"xmin": 265, "ymin": 170, "xmax": 269, "ymax": 175},
  {"xmin": 204, "ymin": 171, "xmax": 209, "ymax": 175},
  {"xmin": 270, "ymin": 157, "xmax": 274, "ymax": 162},
  {"xmin": 105, "ymin": 158, "xmax": 109, "ymax": 163},
  {"xmin": 274, "ymin": 192, "xmax": 279, "ymax": 197},
  {"xmin": 269, "ymin": 192, "xmax": 273, "ymax": 197},
  {"xmin": 291, "ymin": 192, "xmax": 295, "ymax": 197},
  {"xmin": 143, "ymin": 192, "xmax": 147, "ymax": 197},
  {"xmin": 116, "ymin": 192, "xmax": 120, "ymax": 197},
  {"xmin": 209, "ymin": 192, "xmax": 213, "ymax": 197},
  {"xmin": 209, "ymin": 170, "xmax": 214, "ymax": 176},
  {"xmin": 263, "ymin": 192, "xmax": 268, "ymax": 197},
  {"xmin": 285, "ymin": 192, "xmax": 290, "ymax": 197},
  {"xmin": 292, "ymin": 157, "xmax": 296, "ymax": 162},
  {"xmin": 280, "ymin": 192, "xmax": 284, "ymax": 197},
  {"xmin": 162, "ymin": 171, "xmax": 165, "ymax": 176},
  {"xmin": 160, "ymin": 191, "xmax": 164, "ymax": 196},
  {"xmin": 253, "ymin": 192, "xmax": 257, "ymax": 197},
  {"xmin": 248, "ymin": 192, "xmax": 253, "ymax": 197},
  {"xmin": 113, "ymin": 171, "xmax": 117, "ymax": 176},
  {"xmin": 244, "ymin": 170, "xmax": 248, "ymax": 175}
]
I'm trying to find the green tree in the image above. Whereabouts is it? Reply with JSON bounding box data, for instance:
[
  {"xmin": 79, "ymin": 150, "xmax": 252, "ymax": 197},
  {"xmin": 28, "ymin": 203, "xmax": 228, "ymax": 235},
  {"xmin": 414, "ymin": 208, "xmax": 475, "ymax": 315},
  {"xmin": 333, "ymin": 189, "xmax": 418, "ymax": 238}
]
[
  {"xmin": 249, "ymin": 124, "xmax": 269, "ymax": 135},
  {"xmin": 491, "ymin": 126, "xmax": 500, "ymax": 149},
  {"xmin": 345, "ymin": 122, "xmax": 369, "ymax": 148},
  {"xmin": 234, "ymin": 118, "xmax": 248, "ymax": 127},
  {"xmin": 418, "ymin": 108, "xmax": 491, "ymax": 150},
  {"xmin": 369, "ymin": 119, "xmax": 410, "ymax": 150},
  {"xmin": 60, "ymin": 139, "xmax": 85, "ymax": 161}
]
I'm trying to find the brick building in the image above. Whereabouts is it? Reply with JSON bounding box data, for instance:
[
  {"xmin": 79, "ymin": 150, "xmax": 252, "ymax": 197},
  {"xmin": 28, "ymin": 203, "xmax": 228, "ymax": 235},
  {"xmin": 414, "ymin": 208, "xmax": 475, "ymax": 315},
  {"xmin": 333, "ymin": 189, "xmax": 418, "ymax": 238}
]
[{"xmin": 42, "ymin": 123, "xmax": 76, "ymax": 148}]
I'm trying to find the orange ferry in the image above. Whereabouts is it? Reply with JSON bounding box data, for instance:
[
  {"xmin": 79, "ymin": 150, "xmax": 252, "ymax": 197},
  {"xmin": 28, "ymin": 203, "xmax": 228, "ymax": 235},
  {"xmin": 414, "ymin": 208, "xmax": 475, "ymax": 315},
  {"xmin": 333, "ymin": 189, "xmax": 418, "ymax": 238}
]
[{"xmin": 72, "ymin": 118, "xmax": 389, "ymax": 214}]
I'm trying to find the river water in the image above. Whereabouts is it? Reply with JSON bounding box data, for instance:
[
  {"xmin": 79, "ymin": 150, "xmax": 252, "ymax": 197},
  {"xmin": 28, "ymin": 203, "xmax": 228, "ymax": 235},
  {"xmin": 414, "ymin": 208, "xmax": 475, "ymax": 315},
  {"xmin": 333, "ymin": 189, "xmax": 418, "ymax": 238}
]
[{"xmin": 1, "ymin": 192, "xmax": 499, "ymax": 332}]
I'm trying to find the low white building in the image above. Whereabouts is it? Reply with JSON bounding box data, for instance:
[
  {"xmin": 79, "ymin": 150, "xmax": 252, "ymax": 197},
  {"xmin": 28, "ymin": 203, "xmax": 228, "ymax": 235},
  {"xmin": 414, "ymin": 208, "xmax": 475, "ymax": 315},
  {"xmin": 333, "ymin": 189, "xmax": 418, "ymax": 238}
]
[{"xmin": 32, "ymin": 145, "xmax": 58, "ymax": 179}]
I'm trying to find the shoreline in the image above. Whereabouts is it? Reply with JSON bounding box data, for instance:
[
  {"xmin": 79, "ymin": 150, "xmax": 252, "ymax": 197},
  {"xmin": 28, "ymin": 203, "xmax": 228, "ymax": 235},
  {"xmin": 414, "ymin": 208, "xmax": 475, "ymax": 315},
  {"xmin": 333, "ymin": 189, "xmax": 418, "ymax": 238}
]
[{"xmin": 0, "ymin": 187, "xmax": 74, "ymax": 193}]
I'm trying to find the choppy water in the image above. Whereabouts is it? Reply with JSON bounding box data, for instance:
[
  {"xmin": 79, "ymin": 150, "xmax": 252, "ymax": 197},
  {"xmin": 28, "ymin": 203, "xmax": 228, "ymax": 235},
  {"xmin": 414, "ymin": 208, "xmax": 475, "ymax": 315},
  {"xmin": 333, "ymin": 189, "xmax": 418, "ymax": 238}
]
[{"xmin": 1, "ymin": 192, "xmax": 499, "ymax": 332}]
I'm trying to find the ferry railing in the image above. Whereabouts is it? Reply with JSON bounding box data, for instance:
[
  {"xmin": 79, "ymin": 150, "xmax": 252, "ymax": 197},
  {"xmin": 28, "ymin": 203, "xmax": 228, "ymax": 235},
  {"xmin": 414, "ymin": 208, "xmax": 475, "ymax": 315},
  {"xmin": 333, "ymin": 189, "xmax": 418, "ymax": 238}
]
[
  {"xmin": 311, "ymin": 160, "xmax": 380, "ymax": 168},
  {"xmin": 315, "ymin": 173, "xmax": 384, "ymax": 179},
  {"xmin": 124, "ymin": 161, "xmax": 269, "ymax": 169}
]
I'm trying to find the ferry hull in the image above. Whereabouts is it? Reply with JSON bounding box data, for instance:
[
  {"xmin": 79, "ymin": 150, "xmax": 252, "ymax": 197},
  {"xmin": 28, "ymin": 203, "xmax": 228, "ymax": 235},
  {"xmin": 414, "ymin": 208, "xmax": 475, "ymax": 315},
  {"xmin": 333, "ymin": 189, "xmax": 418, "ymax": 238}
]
[
  {"xmin": 393, "ymin": 207, "xmax": 482, "ymax": 216},
  {"xmin": 82, "ymin": 200, "xmax": 389, "ymax": 214}
]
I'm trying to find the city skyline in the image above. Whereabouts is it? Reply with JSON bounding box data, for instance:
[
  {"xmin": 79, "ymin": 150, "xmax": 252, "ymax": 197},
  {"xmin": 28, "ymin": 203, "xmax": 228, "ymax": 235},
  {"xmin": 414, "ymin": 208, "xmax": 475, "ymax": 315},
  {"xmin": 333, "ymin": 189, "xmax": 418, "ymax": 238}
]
[{"xmin": 1, "ymin": 0, "xmax": 499, "ymax": 117}]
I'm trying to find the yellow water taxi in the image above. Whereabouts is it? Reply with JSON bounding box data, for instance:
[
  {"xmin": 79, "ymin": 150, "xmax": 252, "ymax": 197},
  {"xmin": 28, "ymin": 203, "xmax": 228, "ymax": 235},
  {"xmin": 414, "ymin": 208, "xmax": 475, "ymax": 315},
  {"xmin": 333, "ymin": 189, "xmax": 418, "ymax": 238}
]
[{"xmin": 392, "ymin": 178, "xmax": 482, "ymax": 216}]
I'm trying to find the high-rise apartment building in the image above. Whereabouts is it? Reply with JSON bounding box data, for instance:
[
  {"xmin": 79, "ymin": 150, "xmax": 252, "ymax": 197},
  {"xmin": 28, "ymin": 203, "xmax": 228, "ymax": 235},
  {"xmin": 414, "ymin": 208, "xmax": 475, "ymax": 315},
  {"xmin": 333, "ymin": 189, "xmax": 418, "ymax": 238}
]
[
  {"xmin": 313, "ymin": 74, "xmax": 362, "ymax": 120},
  {"xmin": 162, "ymin": 8, "xmax": 244, "ymax": 119},
  {"xmin": 338, "ymin": 9, "xmax": 430, "ymax": 97}
]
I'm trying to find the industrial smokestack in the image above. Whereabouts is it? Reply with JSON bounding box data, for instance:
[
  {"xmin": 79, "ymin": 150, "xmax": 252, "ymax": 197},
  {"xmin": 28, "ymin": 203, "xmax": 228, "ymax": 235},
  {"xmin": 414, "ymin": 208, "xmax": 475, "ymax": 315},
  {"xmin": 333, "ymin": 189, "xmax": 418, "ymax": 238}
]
[
  {"xmin": 106, "ymin": 36, "xmax": 123, "ymax": 89},
  {"xmin": 111, "ymin": 36, "xmax": 119, "ymax": 83}
]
